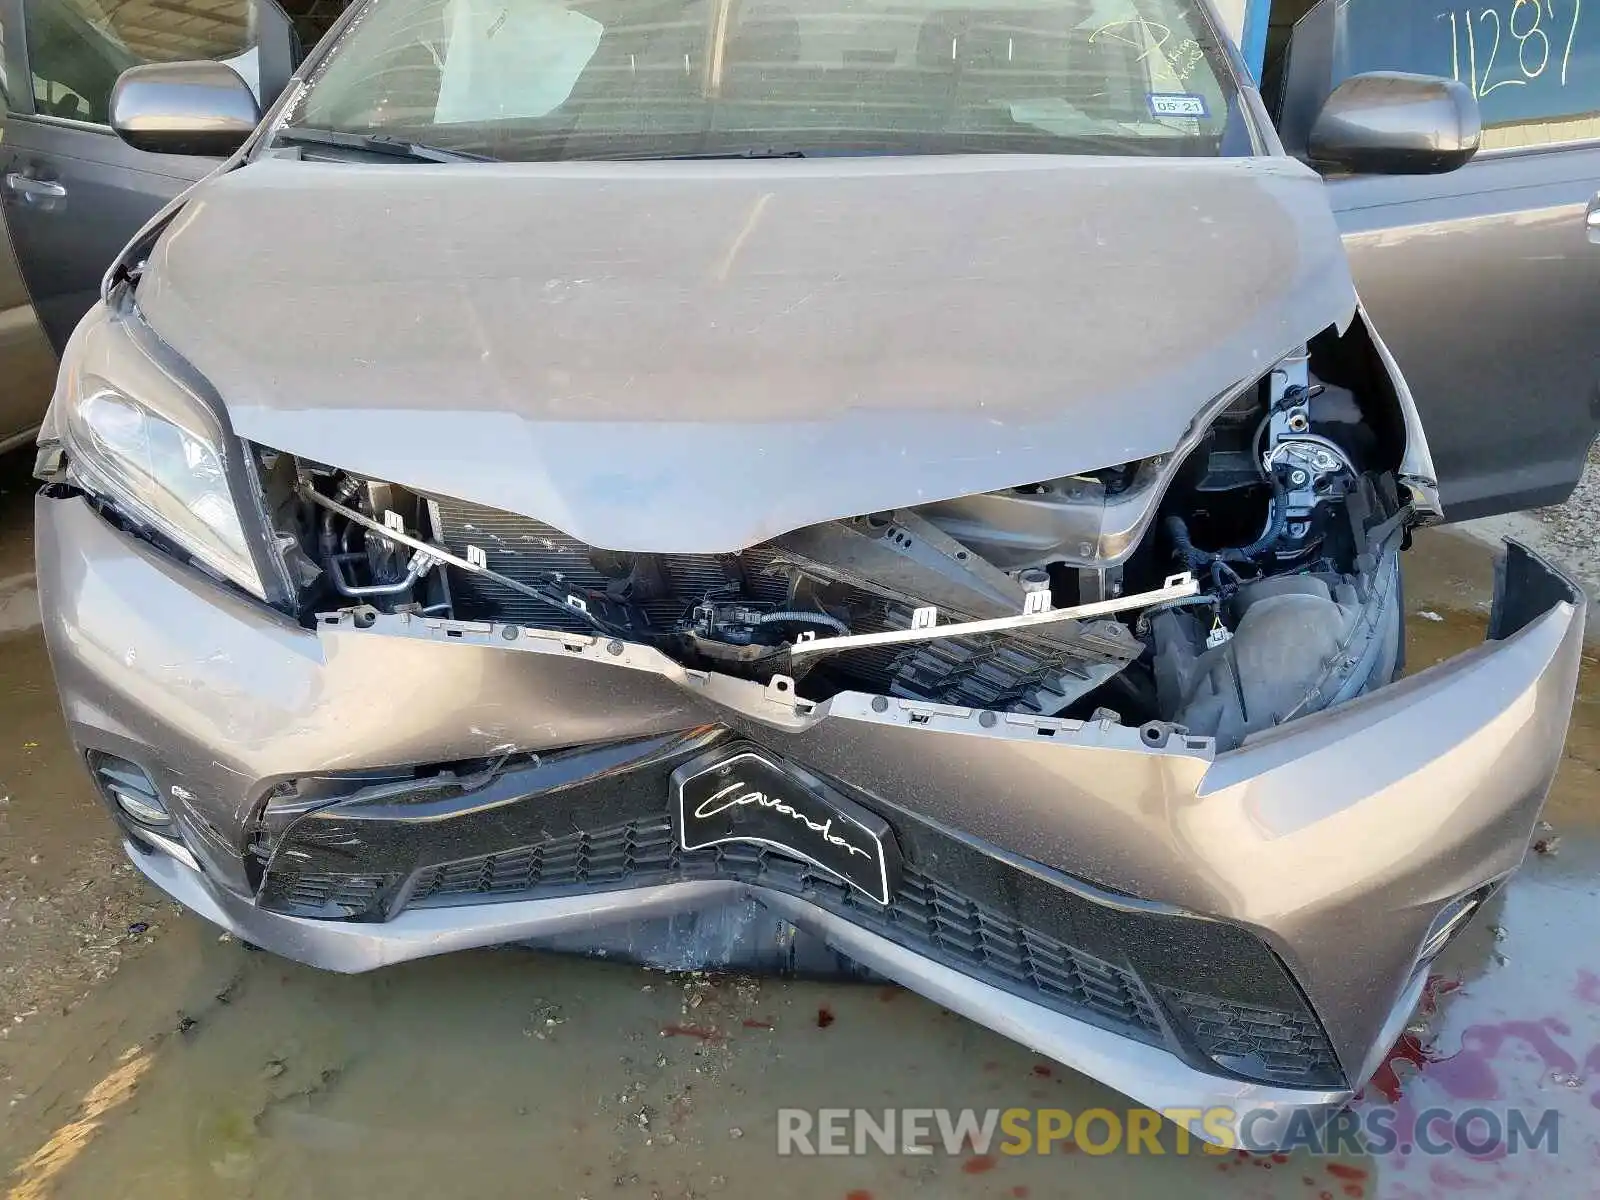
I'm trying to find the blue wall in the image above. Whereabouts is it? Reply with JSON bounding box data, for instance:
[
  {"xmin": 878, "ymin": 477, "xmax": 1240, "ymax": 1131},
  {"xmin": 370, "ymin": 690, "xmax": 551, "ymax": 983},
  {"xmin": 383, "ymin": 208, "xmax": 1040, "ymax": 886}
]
[{"xmin": 1240, "ymin": 0, "xmax": 1271, "ymax": 81}]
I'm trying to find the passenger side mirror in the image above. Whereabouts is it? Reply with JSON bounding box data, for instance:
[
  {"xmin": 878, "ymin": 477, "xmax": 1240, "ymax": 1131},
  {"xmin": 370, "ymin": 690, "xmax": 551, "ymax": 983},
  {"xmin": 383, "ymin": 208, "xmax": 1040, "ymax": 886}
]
[
  {"xmin": 1307, "ymin": 71, "xmax": 1481, "ymax": 176},
  {"xmin": 109, "ymin": 61, "xmax": 261, "ymax": 157}
]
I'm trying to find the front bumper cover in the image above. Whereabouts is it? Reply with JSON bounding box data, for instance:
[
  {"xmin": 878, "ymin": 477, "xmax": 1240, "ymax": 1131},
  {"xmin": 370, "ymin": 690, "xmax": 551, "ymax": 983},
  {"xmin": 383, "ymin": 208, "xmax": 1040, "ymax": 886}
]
[{"xmin": 36, "ymin": 494, "xmax": 1585, "ymax": 1145}]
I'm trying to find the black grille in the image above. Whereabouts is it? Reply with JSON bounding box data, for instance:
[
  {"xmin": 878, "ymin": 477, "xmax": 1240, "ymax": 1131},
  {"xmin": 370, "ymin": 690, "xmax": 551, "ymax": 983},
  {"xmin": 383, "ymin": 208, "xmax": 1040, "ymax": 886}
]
[
  {"xmin": 1164, "ymin": 988, "xmax": 1343, "ymax": 1085},
  {"xmin": 401, "ymin": 815, "xmax": 1164, "ymax": 1041},
  {"xmin": 410, "ymin": 818, "xmax": 679, "ymax": 899},
  {"xmin": 258, "ymin": 736, "xmax": 1345, "ymax": 1090},
  {"xmin": 277, "ymin": 873, "xmax": 401, "ymax": 919},
  {"xmin": 885, "ymin": 623, "xmax": 1122, "ymax": 713}
]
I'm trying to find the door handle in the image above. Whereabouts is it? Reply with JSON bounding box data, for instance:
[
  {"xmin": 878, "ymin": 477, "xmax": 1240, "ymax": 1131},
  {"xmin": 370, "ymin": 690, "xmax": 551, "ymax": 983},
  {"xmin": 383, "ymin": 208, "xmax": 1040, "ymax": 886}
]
[{"xmin": 3, "ymin": 172, "xmax": 67, "ymax": 209}]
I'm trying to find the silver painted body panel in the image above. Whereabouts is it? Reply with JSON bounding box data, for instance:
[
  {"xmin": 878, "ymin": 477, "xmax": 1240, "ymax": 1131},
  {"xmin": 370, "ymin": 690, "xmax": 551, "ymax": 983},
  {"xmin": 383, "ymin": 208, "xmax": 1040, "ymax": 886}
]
[
  {"xmin": 36, "ymin": 493, "xmax": 1586, "ymax": 1102},
  {"xmin": 1330, "ymin": 143, "xmax": 1600, "ymax": 517},
  {"xmin": 135, "ymin": 153, "xmax": 1358, "ymax": 553}
]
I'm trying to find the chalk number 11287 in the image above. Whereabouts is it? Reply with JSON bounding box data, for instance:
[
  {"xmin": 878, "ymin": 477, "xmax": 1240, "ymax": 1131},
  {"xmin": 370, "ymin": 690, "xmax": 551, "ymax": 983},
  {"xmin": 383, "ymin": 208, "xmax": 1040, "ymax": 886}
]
[{"xmin": 1439, "ymin": 0, "xmax": 1582, "ymax": 98}]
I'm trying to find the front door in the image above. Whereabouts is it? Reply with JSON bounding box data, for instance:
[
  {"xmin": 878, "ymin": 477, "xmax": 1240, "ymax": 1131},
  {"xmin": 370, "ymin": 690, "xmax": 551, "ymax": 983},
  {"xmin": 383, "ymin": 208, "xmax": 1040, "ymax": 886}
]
[
  {"xmin": 0, "ymin": 0, "xmax": 256, "ymax": 354},
  {"xmin": 0, "ymin": 4, "xmax": 58, "ymax": 448},
  {"xmin": 1276, "ymin": 0, "xmax": 1600, "ymax": 521}
]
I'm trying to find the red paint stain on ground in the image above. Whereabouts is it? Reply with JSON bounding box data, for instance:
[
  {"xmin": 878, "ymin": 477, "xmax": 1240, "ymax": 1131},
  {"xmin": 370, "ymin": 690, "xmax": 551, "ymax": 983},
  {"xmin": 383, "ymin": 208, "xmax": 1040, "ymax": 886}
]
[
  {"xmin": 1576, "ymin": 970, "xmax": 1600, "ymax": 1005},
  {"xmin": 741, "ymin": 1018, "xmax": 774, "ymax": 1030},
  {"xmin": 659, "ymin": 1023, "xmax": 723, "ymax": 1043},
  {"xmin": 1367, "ymin": 1033, "xmax": 1433, "ymax": 1102},
  {"xmin": 1422, "ymin": 1017, "xmax": 1579, "ymax": 1104},
  {"xmin": 845, "ymin": 1191, "xmax": 873, "ymax": 1200},
  {"xmin": 1419, "ymin": 975, "xmax": 1462, "ymax": 1016},
  {"xmin": 982, "ymin": 1061, "xmax": 1000, "ymax": 1071},
  {"xmin": 1010, "ymin": 1188, "xmax": 1030, "ymax": 1199},
  {"xmin": 1031, "ymin": 1064, "xmax": 1054, "ymax": 1078},
  {"xmin": 1342, "ymin": 1186, "xmax": 1364, "ymax": 1198},
  {"xmin": 877, "ymin": 986, "xmax": 901, "ymax": 1002},
  {"xmin": 1422, "ymin": 1057, "xmax": 1497, "ymax": 1100},
  {"xmin": 816, "ymin": 1006, "xmax": 836, "ymax": 1029},
  {"xmin": 961, "ymin": 1155, "xmax": 997, "ymax": 1175},
  {"xmin": 1326, "ymin": 1165, "xmax": 1368, "ymax": 1182},
  {"xmin": 1361, "ymin": 977, "xmax": 1462, "ymax": 1099},
  {"xmin": 1271, "ymin": 1154, "xmax": 1290, "ymax": 1164},
  {"xmin": 1320, "ymin": 1192, "xmax": 1334, "ymax": 1200}
]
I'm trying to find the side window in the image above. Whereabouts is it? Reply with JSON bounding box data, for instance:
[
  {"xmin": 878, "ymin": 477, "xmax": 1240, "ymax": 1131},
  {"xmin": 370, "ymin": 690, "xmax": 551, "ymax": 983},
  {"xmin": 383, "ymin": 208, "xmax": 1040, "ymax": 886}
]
[
  {"xmin": 1338, "ymin": 0, "xmax": 1600, "ymax": 150},
  {"xmin": 24, "ymin": 0, "xmax": 253, "ymax": 126}
]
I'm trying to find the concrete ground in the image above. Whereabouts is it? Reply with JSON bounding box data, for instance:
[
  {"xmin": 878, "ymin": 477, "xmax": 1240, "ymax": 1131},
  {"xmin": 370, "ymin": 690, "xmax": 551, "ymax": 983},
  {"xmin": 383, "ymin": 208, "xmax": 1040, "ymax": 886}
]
[{"xmin": 1, "ymin": 449, "xmax": 1597, "ymax": 1199}]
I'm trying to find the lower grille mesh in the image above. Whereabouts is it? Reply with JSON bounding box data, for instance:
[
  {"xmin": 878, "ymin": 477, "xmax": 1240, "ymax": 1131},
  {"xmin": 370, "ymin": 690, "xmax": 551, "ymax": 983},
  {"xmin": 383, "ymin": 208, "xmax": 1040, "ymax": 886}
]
[
  {"xmin": 278, "ymin": 873, "xmax": 400, "ymax": 919},
  {"xmin": 1164, "ymin": 988, "xmax": 1343, "ymax": 1084},
  {"xmin": 400, "ymin": 814, "xmax": 1165, "ymax": 1041}
]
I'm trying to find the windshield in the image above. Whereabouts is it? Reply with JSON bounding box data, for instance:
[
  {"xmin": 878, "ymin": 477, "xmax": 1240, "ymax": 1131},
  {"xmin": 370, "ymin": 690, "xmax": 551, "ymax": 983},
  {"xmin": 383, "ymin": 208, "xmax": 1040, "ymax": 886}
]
[{"xmin": 281, "ymin": 0, "xmax": 1242, "ymax": 160}]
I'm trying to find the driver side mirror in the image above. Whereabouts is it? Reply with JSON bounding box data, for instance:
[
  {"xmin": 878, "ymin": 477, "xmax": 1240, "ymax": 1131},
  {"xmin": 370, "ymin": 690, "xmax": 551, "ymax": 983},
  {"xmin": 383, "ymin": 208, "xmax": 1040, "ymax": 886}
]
[
  {"xmin": 1308, "ymin": 71, "xmax": 1481, "ymax": 176},
  {"xmin": 110, "ymin": 61, "xmax": 261, "ymax": 157}
]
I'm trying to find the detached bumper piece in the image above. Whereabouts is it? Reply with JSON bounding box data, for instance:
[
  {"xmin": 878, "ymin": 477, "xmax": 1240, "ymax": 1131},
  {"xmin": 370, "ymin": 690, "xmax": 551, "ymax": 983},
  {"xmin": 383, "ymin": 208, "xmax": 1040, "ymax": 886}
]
[{"xmin": 255, "ymin": 731, "xmax": 1341, "ymax": 1092}]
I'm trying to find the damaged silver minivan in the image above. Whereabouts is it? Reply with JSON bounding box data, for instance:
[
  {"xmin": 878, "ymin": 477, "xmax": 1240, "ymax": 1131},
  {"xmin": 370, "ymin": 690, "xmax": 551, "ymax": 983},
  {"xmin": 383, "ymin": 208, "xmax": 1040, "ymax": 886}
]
[{"xmin": 31, "ymin": 0, "xmax": 1587, "ymax": 1148}]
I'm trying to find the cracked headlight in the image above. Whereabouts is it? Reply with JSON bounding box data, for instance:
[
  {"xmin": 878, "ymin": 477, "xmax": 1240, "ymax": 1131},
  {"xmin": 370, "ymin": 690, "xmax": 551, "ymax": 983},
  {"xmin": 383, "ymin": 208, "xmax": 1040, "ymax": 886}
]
[{"xmin": 55, "ymin": 306, "xmax": 265, "ymax": 598}]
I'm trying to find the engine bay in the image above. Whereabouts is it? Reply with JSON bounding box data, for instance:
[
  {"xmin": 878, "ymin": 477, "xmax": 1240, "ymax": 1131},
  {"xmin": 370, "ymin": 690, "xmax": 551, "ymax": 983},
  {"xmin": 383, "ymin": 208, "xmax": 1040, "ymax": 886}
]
[{"xmin": 261, "ymin": 342, "xmax": 1412, "ymax": 751}]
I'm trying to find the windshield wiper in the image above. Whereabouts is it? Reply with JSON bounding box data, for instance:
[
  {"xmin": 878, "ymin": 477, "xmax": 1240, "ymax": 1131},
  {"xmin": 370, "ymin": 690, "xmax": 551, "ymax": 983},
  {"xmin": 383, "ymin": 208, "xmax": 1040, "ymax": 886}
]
[
  {"xmin": 593, "ymin": 148, "xmax": 809, "ymax": 161},
  {"xmin": 666, "ymin": 149, "xmax": 807, "ymax": 159},
  {"xmin": 271, "ymin": 126, "xmax": 493, "ymax": 164}
]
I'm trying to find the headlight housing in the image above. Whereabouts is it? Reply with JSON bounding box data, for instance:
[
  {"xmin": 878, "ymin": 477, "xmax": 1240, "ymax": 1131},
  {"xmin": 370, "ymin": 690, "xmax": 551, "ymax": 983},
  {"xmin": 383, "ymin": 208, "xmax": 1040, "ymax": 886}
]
[{"xmin": 54, "ymin": 304, "xmax": 267, "ymax": 598}]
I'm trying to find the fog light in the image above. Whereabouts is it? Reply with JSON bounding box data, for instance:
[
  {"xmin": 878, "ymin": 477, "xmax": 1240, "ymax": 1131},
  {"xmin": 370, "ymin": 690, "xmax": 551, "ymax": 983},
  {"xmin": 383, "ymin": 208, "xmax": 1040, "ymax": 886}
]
[
  {"xmin": 88, "ymin": 753, "xmax": 169, "ymax": 827},
  {"xmin": 1419, "ymin": 888, "xmax": 1488, "ymax": 962}
]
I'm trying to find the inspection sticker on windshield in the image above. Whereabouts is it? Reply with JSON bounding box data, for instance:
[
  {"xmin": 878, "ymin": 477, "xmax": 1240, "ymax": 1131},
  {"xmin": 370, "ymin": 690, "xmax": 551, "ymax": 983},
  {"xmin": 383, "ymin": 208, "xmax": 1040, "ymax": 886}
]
[{"xmin": 1147, "ymin": 93, "xmax": 1208, "ymax": 118}]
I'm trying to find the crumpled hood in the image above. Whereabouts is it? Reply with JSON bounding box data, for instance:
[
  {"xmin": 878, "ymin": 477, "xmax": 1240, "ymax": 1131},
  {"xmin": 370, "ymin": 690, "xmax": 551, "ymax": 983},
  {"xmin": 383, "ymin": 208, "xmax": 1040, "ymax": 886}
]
[{"xmin": 138, "ymin": 153, "xmax": 1356, "ymax": 553}]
